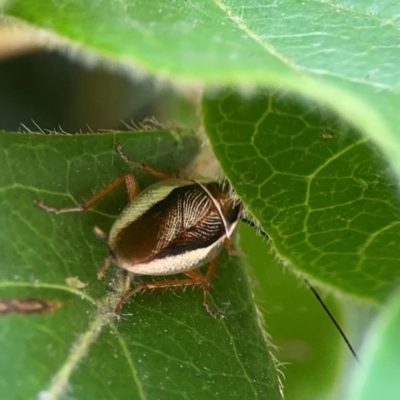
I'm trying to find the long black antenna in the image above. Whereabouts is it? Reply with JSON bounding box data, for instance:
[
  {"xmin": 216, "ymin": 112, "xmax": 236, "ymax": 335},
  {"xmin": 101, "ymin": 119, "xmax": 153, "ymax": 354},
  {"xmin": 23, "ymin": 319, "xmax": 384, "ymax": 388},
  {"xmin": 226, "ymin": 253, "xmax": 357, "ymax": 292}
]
[
  {"xmin": 241, "ymin": 218, "xmax": 360, "ymax": 363},
  {"xmin": 303, "ymin": 278, "xmax": 360, "ymax": 363}
]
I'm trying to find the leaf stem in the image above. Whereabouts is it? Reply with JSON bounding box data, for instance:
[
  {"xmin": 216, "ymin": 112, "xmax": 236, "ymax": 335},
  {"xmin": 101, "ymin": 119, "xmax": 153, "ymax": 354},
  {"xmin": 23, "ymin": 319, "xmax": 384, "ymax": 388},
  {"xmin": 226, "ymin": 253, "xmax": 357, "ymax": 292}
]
[{"xmin": 38, "ymin": 312, "xmax": 108, "ymax": 400}]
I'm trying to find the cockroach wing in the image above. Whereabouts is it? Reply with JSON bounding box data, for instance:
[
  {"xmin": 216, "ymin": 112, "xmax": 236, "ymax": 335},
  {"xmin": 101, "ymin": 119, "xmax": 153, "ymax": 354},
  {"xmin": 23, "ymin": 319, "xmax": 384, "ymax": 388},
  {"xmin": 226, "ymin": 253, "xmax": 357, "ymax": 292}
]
[{"xmin": 108, "ymin": 180, "xmax": 232, "ymax": 275}]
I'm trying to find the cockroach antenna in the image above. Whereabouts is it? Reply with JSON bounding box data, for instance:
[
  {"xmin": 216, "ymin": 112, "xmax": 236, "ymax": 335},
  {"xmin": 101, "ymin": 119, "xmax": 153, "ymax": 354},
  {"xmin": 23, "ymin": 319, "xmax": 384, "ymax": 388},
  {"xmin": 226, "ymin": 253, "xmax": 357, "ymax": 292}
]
[
  {"xmin": 34, "ymin": 139, "xmax": 358, "ymax": 363},
  {"xmin": 241, "ymin": 217, "xmax": 360, "ymax": 364}
]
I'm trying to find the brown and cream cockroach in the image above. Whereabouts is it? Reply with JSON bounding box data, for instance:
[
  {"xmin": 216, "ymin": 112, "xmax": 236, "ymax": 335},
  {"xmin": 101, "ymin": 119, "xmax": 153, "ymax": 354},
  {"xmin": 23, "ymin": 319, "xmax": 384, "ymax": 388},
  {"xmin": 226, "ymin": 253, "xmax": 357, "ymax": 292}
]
[
  {"xmin": 35, "ymin": 142, "xmax": 243, "ymax": 316},
  {"xmin": 35, "ymin": 142, "xmax": 359, "ymax": 361}
]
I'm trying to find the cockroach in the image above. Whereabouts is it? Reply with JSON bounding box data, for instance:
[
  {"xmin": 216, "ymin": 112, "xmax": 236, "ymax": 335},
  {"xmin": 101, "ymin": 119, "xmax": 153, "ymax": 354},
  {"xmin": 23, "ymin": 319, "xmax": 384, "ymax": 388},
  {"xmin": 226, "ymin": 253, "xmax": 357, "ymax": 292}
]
[
  {"xmin": 35, "ymin": 142, "xmax": 359, "ymax": 361},
  {"xmin": 35, "ymin": 142, "xmax": 242, "ymax": 317}
]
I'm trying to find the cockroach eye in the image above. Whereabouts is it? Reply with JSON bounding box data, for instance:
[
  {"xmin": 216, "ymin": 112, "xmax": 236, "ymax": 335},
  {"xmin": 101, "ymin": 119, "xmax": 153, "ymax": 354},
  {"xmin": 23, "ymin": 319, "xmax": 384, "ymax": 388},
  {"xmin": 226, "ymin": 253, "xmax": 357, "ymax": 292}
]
[{"xmin": 35, "ymin": 142, "xmax": 243, "ymax": 317}]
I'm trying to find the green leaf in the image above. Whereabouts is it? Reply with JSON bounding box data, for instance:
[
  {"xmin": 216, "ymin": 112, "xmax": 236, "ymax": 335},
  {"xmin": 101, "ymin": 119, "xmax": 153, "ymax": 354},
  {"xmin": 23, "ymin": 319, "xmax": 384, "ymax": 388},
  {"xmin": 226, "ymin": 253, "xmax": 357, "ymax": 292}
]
[
  {"xmin": 0, "ymin": 131, "xmax": 281, "ymax": 399},
  {"xmin": 203, "ymin": 88, "xmax": 400, "ymax": 304},
  {"xmin": 345, "ymin": 291, "xmax": 400, "ymax": 400},
  {"xmin": 4, "ymin": 0, "xmax": 400, "ymax": 179},
  {"xmin": 2, "ymin": 0, "xmax": 398, "ymax": 396}
]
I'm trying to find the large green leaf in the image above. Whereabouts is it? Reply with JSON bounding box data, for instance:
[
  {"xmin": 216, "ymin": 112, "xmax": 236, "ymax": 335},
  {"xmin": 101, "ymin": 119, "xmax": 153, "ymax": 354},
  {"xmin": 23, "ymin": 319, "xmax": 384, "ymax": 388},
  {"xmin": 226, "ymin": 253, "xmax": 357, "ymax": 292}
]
[
  {"xmin": 4, "ymin": 0, "xmax": 400, "ymax": 180},
  {"xmin": 0, "ymin": 131, "xmax": 281, "ymax": 399},
  {"xmin": 203, "ymin": 88, "xmax": 400, "ymax": 303}
]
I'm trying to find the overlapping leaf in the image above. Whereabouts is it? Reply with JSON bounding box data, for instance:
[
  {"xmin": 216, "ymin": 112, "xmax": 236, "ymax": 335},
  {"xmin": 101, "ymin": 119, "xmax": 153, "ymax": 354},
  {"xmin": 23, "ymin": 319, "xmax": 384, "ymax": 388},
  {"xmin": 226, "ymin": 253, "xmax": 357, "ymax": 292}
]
[
  {"xmin": 4, "ymin": 0, "xmax": 400, "ymax": 179},
  {"xmin": 203, "ymin": 88, "xmax": 400, "ymax": 303}
]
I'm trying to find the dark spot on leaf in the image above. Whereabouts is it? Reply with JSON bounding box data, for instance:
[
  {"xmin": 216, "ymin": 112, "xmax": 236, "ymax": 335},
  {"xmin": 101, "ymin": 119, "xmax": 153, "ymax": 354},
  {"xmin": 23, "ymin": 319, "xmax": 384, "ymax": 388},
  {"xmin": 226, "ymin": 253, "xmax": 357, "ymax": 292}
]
[{"xmin": 0, "ymin": 298, "xmax": 62, "ymax": 315}]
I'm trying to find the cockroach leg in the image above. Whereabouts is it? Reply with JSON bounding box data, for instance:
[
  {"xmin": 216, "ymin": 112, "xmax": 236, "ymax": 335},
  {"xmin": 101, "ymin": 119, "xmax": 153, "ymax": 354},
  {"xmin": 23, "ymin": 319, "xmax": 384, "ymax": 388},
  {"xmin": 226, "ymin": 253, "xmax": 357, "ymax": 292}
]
[
  {"xmin": 35, "ymin": 173, "xmax": 140, "ymax": 214},
  {"xmin": 190, "ymin": 257, "xmax": 224, "ymax": 318},
  {"xmin": 114, "ymin": 277, "xmax": 198, "ymax": 316},
  {"xmin": 205, "ymin": 256, "xmax": 219, "ymax": 283},
  {"xmin": 34, "ymin": 199, "xmax": 82, "ymax": 214},
  {"xmin": 116, "ymin": 141, "xmax": 171, "ymax": 180},
  {"xmin": 97, "ymin": 257, "xmax": 111, "ymax": 280},
  {"xmin": 121, "ymin": 269, "xmax": 131, "ymax": 291},
  {"xmin": 115, "ymin": 257, "xmax": 223, "ymax": 317},
  {"xmin": 93, "ymin": 226, "xmax": 108, "ymax": 242},
  {"xmin": 224, "ymin": 237, "xmax": 243, "ymax": 256},
  {"xmin": 114, "ymin": 285, "xmax": 144, "ymax": 315}
]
